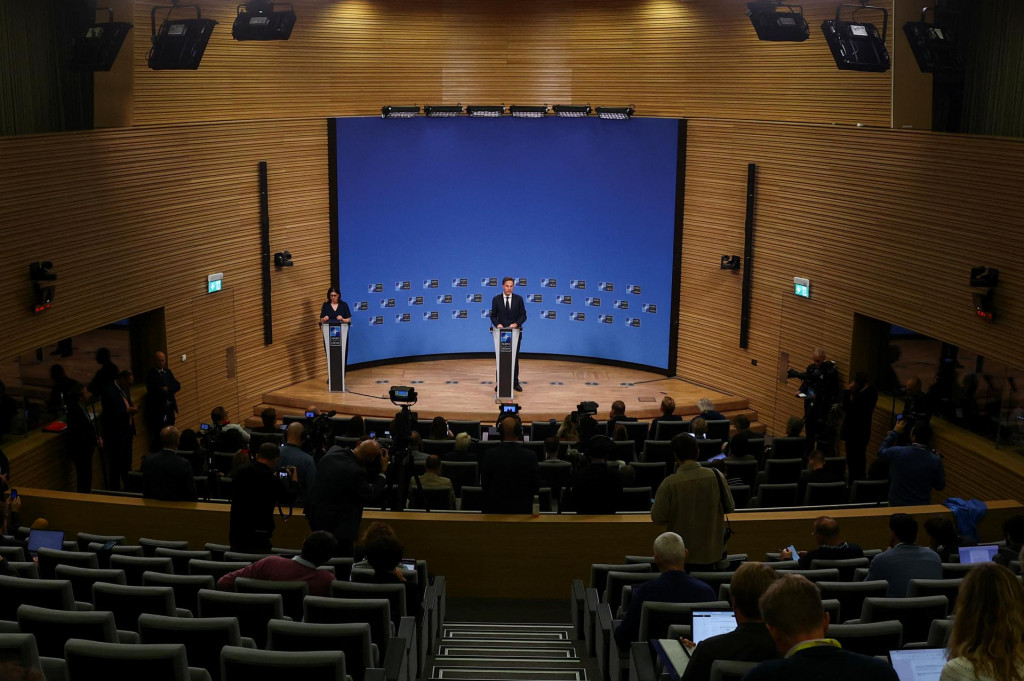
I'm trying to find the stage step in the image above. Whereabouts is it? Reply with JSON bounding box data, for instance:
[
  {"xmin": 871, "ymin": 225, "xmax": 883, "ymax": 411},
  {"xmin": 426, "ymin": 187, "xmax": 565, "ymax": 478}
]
[{"xmin": 430, "ymin": 622, "xmax": 587, "ymax": 681}]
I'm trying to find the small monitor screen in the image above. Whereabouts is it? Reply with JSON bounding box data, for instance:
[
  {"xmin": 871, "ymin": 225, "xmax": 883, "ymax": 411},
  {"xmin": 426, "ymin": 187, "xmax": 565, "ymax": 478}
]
[
  {"xmin": 957, "ymin": 545, "xmax": 998, "ymax": 564},
  {"xmin": 27, "ymin": 529, "xmax": 65, "ymax": 557},
  {"xmin": 691, "ymin": 611, "xmax": 737, "ymax": 645},
  {"xmin": 890, "ymin": 648, "xmax": 947, "ymax": 681}
]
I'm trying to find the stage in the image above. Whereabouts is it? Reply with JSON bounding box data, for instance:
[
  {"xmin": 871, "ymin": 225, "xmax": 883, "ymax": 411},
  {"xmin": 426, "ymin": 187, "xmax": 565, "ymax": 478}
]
[{"xmin": 257, "ymin": 358, "xmax": 750, "ymax": 424}]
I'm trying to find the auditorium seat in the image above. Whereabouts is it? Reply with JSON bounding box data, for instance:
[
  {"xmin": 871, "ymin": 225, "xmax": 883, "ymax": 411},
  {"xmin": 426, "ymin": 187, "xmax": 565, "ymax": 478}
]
[
  {"xmin": 36, "ymin": 547, "xmax": 100, "ymax": 580},
  {"xmin": 109, "ymin": 555, "xmax": 174, "ymax": 585},
  {"xmin": 903, "ymin": 617, "xmax": 953, "ymax": 650},
  {"xmin": 407, "ymin": 486, "xmax": 455, "ymax": 511},
  {"xmin": 92, "ymin": 582, "xmax": 192, "ymax": 630},
  {"xmin": 848, "ymin": 479, "xmax": 889, "ymax": 504},
  {"xmin": 190, "ymin": 560, "xmax": 251, "ymax": 583},
  {"xmin": 155, "ymin": 548, "xmax": 214, "ymax": 576},
  {"xmin": 630, "ymin": 461, "xmax": 668, "ymax": 494},
  {"xmin": 6, "ymin": 562, "xmax": 39, "ymax": 579},
  {"xmin": 941, "ymin": 563, "xmax": 977, "ymax": 579},
  {"xmin": 64, "ymin": 639, "xmax": 207, "ymax": 681},
  {"xmin": 710, "ymin": 660, "xmax": 759, "ymax": 681},
  {"xmin": 803, "ymin": 481, "xmax": 848, "ymax": 506},
  {"xmin": 331, "ymin": 581, "xmax": 407, "ymax": 632},
  {"xmin": 85, "ymin": 542, "xmax": 144, "ymax": 569},
  {"xmin": 0, "ymin": 575, "xmax": 91, "ymax": 620},
  {"xmin": 0, "ymin": 545, "xmax": 25, "ymax": 562},
  {"xmin": 233, "ymin": 577, "xmax": 309, "ymax": 623},
  {"xmin": 447, "ymin": 420, "xmax": 481, "ymax": 438},
  {"xmin": 749, "ymin": 483, "xmax": 799, "ymax": 508},
  {"xmin": 139, "ymin": 538, "xmax": 190, "ymax": 557},
  {"xmin": 808, "ymin": 557, "xmax": 870, "ymax": 581},
  {"xmin": 439, "ymin": 461, "xmax": 478, "ymax": 497},
  {"xmin": 776, "ymin": 568, "xmax": 841, "ymax": 583},
  {"xmin": 611, "ymin": 440, "xmax": 636, "ymax": 462},
  {"xmin": 0, "ymin": 632, "xmax": 65, "ymax": 681},
  {"xmin": 197, "ymin": 589, "xmax": 287, "ymax": 650},
  {"xmin": 54, "ymin": 564, "xmax": 127, "ymax": 603},
  {"xmin": 538, "ymin": 459, "xmax": 573, "ymax": 502},
  {"xmin": 421, "ymin": 439, "xmax": 456, "ymax": 456},
  {"xmin": 723, "ymin": 459, "xmax": 758, "ymax": 486},
  {"xmin": 16, "ymin": 604, "xmax": 137, "ymax": 658},
  {"xmin": 758, "ymin": 458, "xmax": 803, "ymax": 485},
  {"xmin": 850, "ymin": 595, "xmax": 949, "ymax": 644},
  {"xmin": 618, "ymin": 421, "xmax": 650, "ymax": 453},
  {"xmin": 618, "ymin": 487, "xmax": 653, "ymax": 512},
  {"xmin": 727, "ymin": 484, "xmax": 751, "ymax": 508},
  {"xmin": 459, "ymin": 486, "xmax": 483, "ymax": 511},
  {"xmin": 768, "ymin": 436, "xmax": 807, "ymax": 459},
  {"xmin": 906, "ymin": 578, "xmax": 962, "ymax": 612},
  {"xmin": 827, "ymin": 620, "xmax": 903, "ymax": 656},
  {"xmin": 639, "ymin": 600, "xmax": 732, "ymax": 640},
  {"xmin": 641, "ymin": 440, "xmax": 674, "ymax": 469},
  {"xmin": 696, "ymin": 439, "xmax": 724, "ymax": 462},
  {"xmin": 143, "ymin": 573, "xmax": 216, "ymax": 617},
  {"xmin": 655, "ymin": 421, "xmax": 689, "ymax": 440},
  {"xmin": 604, "ymin": 571, "xmax": 659, "ymax": 618},
  {"xmin": 267, "ymin": 621, "xmax": 377, "ymax": 681},
  {"xmin": 138, "ymin": 613, "xmax": 256, "ymax": 681},
  {"xmin": 76, "ymin": 532, "xmax": 127, "ymax": 552},
  {"xmin": 220, "ymin": 646, "xmax": 345, "ymax": 681},
  {"xmin": 704, "ymin": 420, "xmax": 731, "ymax": 442},
  {"xmin": 303, "ymin": 596, "xmax": 395, "ymax": 658}
]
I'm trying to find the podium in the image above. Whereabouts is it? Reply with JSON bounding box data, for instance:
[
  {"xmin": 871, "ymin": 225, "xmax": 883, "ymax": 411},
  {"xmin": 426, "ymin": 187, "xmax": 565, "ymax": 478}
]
[
  {"xmin": 491, "ymin": 327, "xmax": 520, "ymax": 402},
  {"xmin": 321, "ymin": 322, "xmax": 349, "ymax": 392}
]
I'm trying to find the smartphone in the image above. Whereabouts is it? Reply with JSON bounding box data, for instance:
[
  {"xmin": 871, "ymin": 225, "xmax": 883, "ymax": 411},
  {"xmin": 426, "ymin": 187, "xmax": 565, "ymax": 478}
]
[
  {"xmin": 8, "ymin": 489, "xmax": 17, "ymax": 501},
  {"xmin": 278, "ymin": 469, "xmax": 290, "ymax": 479},
  {"xmin": 787, "ymin": 544, "xmax": 798, "ymax": 558},
  {"xmin": 369, "ymin": 431, "xmax": 376, "ymax": 439},
  {"xmin": 200, "ymin": 423, "xmax": 211, "ymax": 431},
  {"xmin": 895, "ymin": 414, "xmax": 904, "ymax": 421},
  {"xmin": 279, "ymin": 423, "xmax": 288, "ymax": 431},
  {"xmin": 400, "ymin": 559, "xmax": 416, "ymax": 571},
  {"xmin": 305, "ymin": 411, "xmax": 316, "ymax": 419},
  {"xmin": 100, "ymin": 539, "xmax": 118, "ymax": 551}
]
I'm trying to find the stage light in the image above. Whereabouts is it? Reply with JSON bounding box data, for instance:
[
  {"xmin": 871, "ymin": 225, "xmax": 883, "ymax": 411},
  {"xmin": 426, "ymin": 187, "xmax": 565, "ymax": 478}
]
[
  {"xmin": 273, "ymin": 251, "xmax": 293, "ymax": 267},
  {"xmin": 595, "ymin": 106, "xmax": 634, "ymax": 120},
  {"xmin": 509, "ymin": 105, "xmax": 548, "ymax": 119},
  {"xmin": 29, "ymin": 261, "xmax": 57, "ymax": 314},
  {"xmin": 553, "ymin": 105, "xmax": 592, "ymax": 118},
  {"xmin": 147, "ymin": 3, "xmax": 218, "ymax": 70},
  {"xmin": 720, "ymin": 255, "xmax": 742, "ymax": 270},
  {"xmin": 381, "ymin": 106, "xmax": 420, "ymax": 118},
  {"xmin": 903, "ymin": 7, "xmax": 963, "ymax": 73},
  {"xmin": 68, "ymin": 8, "xmax": 133, "ymax": 71},
  {"xmin": 424, "ymin": 105, "xmax": 464, "ymax": 118},
  {"xmin": 466, "ymin": 105, "xmax": 505, "ymax": 118},
  {"xmin": 746, "ymin": 1, "xmax": 810, "ymax": 42},
  {"xmin": 232, "ymin": 1, "xmax": 296, "ymax": 41},
  {"xmin": 969, "ymin": 266, "xmax": 999, "ymax": 288},
  {"xmin": 821, "ymin": 2, "xmax": 890, "ymax": 72}
]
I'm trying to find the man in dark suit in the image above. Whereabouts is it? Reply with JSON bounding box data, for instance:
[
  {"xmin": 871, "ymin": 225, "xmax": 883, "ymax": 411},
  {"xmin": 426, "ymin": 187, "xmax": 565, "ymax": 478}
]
[
  {"xmin": 305, "ymin": 438, "xmax": 390, "ymax": 556},
  {"xmin": 100, "ymin": 370, "xmax": 137, "ymax": 491},
  {"xmin": 65, "ymin": 381, "xmax": 97, "ymax": 493},
  {"xmin": 480, "ymin": 417, "xmax": 539, "ymax": 514},
  {"xmin": 489, "ymin": 276, "xmax": 526, "ymax": 391},
  {"xmin": 144, "ymin": 350, "xmax": 181, "ymax": 453},
  {"xmin": 141, "ymin": 426, "xmax": 197, "ymax": 502},
  {"xmin": 229, "ymin": 443, "xmax": 299, "ymax": 553}
]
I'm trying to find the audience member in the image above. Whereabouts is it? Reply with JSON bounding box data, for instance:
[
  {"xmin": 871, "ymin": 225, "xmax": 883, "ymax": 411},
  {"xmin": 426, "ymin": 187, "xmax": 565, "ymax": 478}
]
[
  {"xmin": 680, "ymin": 562, "xmax": 781, "ymax": 681},
  {"xmin": 210, "ymin": 406, "xmax": 251, "ymax": 452},
  {"xmin": 696, "ymin": 398, "xmax": 726, "ymax": 422},
  {"xmin": 279, "ymin": 422, "xmax": 316, "ymax": 506},
  {"xmin": 614, "ymin": 532, "xmax": 716, "ymax": 649},
  {"xmin": 744, "ymin": 575, "xmax": 899, "ymax": 681},
  {"xmin": 64, "ymin": 381, "xmax": 97, "ymax": 493},
  {"xmin": 100, "ymin": 370, "xmax": 137, "ymax": 491},
  {"xmin": 800, "ymin": 450, "xmax": 842, "ymax": 485},
  {"xmin": 785, "ymin": 416, "xmax": 805, "ymax": 438},
  {"xmin": 779, "ymin": 516, "xmax": 863, "ymax": 570},
  {"xmin": 940, "ymin": 562, "xmax": 1024, "ymax": 681},
  {"xmin": 446, "ymin": 432, "xmax": 473, "ymax": 462},
  {"xmin": 841, "ymin": 371, "xmax": 878, "ymax": 481},
  {"xmin": 649, "ymin": 396, "xmax": 682, "ymax": 439},
  {"xmin": 994, "ymin": 514, "xmax": 1024, "ymax": 568},
  {"xmin": 877, "ymin": 420, "xmax": 945, "ymax": 506},
  {"xmin": 141, "ymin": 426, "xmax": 197, "ymax": 502},
  {"xmin": 345, "ymin": 414, "xmax": 365, "ymax": 438},
  {"xmin": 429, "ymin": 416, "xmax": 453, "ymax": 440},
  {"xmin": 144, "ymin": 350, "xmax": 181, "ymax": 452},
  {"xmin": 543, "ymin": 436, "xmax": 560, "ymax": 460},
  {"xmin": 571, "ymin": 436, "xmax": 623, "ymax": 514},
  {"xmin": 556, "ymin": 413, "xmax": 580, "ymax": 441},
  {"xmin": 923, "ymin": 516, "xmax": 961, "ymax": 563},
  {"xmin": 409, "ymin": 454, "xmax": 455, "ymax": 509},
  {"xmin": 217, "ymin": 530, "xmax": 337, "ymax": 596},
  {"xmin": 690, "ymin": 417, "xmax": 709, "ymax": 439},
  {"xmin": 356, "ymin": 522, "xmax": 422, "ymax": 617},
  {"xmin": 651, "ymin": 434, "xmax": 735, "ymax": 570},
  {"xmin": 87, "ymin": 347, "xmax": 119, "ymax": 401},
  {"xmin": 306, "ymin": 438, "xmax": 389, "ymax": 556},
  {"xmin": 902, "ymin": 376, "xmax": 933, "ymax": 427},
  {"xmin": 608, "ymin": 400, "xmax": 637, "ymax": 434},
  {"xmin": 480, "ymin": 417, "xmax": 539, "ymax": 514},
  {"xmin": 47, "ymin": 363, "xmax": 75, "ymax": 419},
  {"xmin": 726, "ymin": 415, "xmax": 756, "ymax": 460},
  {"xmin": 786, "ymin": 348, "xmax": 841, "ymax": 450},
  {"xmin": 866, "ymin": 513, "xmax": 942, "ymax": 596},
  {"xmin": 228, "ymin": 442, "xmax": 298, "ymax": 552},
  {"xmin": 252, "ymin": 407, "xmax": 278, "ymax": 434},
  {"xmin": 408, "ymin": 431, "xmax": 426, "ymax": 465}
]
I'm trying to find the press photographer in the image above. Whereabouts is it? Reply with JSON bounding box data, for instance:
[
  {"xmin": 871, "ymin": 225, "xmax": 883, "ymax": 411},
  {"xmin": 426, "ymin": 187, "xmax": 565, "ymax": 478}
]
[{"xmin": 228, "ymin": 442, "xmax": 298, "ymax": 553}]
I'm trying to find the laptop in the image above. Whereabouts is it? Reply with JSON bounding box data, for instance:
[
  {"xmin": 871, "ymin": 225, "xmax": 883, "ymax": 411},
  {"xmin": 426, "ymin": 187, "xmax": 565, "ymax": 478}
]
[
  {"xmin": 890, "ymin": 648, "xmax": 947, "ymax": 681},
  {"xmin": 26, "ymin": 529, "xmax": 65, "ymax": 558},
  {"xmin": 691, "ymin": 610, "xmax": 738, "ymax": 645},
  {"xmin": 957, "ymin": 545, "xmax": 998, "ymax": 564}
]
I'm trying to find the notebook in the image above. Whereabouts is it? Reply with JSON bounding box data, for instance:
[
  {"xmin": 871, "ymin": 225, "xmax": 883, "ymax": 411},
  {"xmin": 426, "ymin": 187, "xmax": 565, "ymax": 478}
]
[
  {"xmin": 26, "ymin": 529, "xmax": 65, "ymax": 557},
  {"xmin": 890, "ymin": 648, "xmax": 947, "ymax": 681},
  {"xmin": 957, "ymin": 545, "xmax": 998, "ymax": 564}
]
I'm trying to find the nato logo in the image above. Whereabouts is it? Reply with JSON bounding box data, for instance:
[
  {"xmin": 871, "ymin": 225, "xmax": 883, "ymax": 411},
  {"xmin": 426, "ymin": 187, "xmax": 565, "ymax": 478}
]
[
  {"xmin": 517, "ymin": 277, "xmax": 528, "ymax": 287},
  {"xmin": 570, "ymin": 280, "xmax": 586, "ymax": 290},
  {"xmin": 395, "ymin": 281, "xmax": 411, "ymax": 291},
  {"xmin": 408, "ymin": 296, "xmax": 424, "ymax": 306},
  {"xmin": 481, "ymin": 309, "xmax": 493, "ymax": 318},
  {"xmin": 423, "ymin": 311, "xmax": 439, "ymax": 320},
  {"xmin": 355, "ymin": 301, "xmax": 369, "ymax": 311},
  {"xmin": 541, "ymin": 278, "xmax": 557, "ymax": 288},
  {"xmin": 526, "ymin": 293, "xmax": 543, "ymax": 303},
  {"xmin": 585, "ymin": 297, "xmax": 601, "ymax": 307},
  {"xmin": 395, "ymin": 313, "xmax": 411, "ymax": 323},
  {"xmin": 452, "ymin": 310, "xmax": 468, "ymax": 319},
  {"xmin": 642, "ymin": 303, "xmax": 657, "ymax": 314},
  {"xmin": 598, "ymin": 314, "xmax": 613, "ymax": 324},
  {"xmin": 555, "ymin": 295, "xmax": 572, "ymax": 305},
  {"xmin": 452, "ymin": 278, "xmax": 468, "ymax": 287},
  {"xmin": 368, "ymin": 283, "xmax": 383, "ymax": 293},
  {"xmin": 626, "ymin": 317, "xmax": 641, "ymax": 328},
  {"xmin": 370, "ymin": 316, "xmax": 383, "ymax": 326},
  {"xmin": 613, "ymin": 300, "xmax": 629, "ymax": 310},
  {"xmin": 423, "ymin": 279, "xmax": 439, "ymax": 289},
  {"xmin": 598, "ymin": 282, "xmax": 614, "ymax": 292},
  {"xmin": 626, "ymin": 284, "xmax": 642, "ymax": 295},
  {"xmin": 569, "ymin": 312, "xmax": 586, "ymax": 322},
  {"xmin": 466, "ymin": 293, "xmax": 483, "ymax": 303},
  {"xmin": 437, "ymin": 294, "xmax": 453, "ymax": 304},
  {"xmin": 380, "ymin": 298, "xmax": 396, "ymax": 308},
  {"xmin": 481, "ymin": 277, "xmax": 498, "ymax": 287},
  {"xmin": 541, "ymin": 310, "xmax": 557, "ymax": 320}
]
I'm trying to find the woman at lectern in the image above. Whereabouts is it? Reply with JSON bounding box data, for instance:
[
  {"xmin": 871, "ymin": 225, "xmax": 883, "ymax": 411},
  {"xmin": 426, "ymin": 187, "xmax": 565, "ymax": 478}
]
[{"xmin": 320, "ymin": 286, "xmax": 351, "ymax": 324}]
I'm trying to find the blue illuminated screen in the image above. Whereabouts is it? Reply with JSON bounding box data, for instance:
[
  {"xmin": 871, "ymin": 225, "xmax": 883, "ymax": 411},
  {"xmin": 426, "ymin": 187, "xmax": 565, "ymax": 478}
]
[{"xmin": 333, "ymin": 116, "xmax": 679, "ymax": 370}]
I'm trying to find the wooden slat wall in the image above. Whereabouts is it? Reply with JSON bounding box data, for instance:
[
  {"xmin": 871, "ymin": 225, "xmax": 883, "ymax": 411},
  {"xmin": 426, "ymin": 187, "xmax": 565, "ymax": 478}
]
[{"xmin": 126, "ymin": 0, "xmax": 892, "ymax": 127}]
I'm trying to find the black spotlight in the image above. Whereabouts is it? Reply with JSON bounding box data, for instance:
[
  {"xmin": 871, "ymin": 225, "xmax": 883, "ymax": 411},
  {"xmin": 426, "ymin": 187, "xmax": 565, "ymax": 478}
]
[
  {"xmin": 68, "ymin": 8, "xmax": 133, "ymax": 71},
  {"xmin": 747, "ymin": 1, "xmax": 810, "ymax": 42},
  {"xmin": 232, "ymin": 1, "xmax": 296, "ymax": 41},
  {"xmin": 720, "ymin": 255, "xmax": 742, "ymax": 270},
  {"xmin": 821, "ymin": 2, "xmax": 890, "ymax": 72},
  {"xmin": 509, "ymin": 105, "xmax": 549, "ymax": 119},
  {"xmin": 147, "ymin": 3, "xmax": 218, "ymax": 70},
  {"xmin": 903, "ymin": 6, "xmax": 962, "ymax": 73},
  {"xmin": 969, "ymin": 266, "xmax": 999, "ymax": 288},
  {"xmin": 595, "ymin": 106, "xmax": 634, "ymax": 120},
  {"xmin": 273, "ymin": 251, "xmax": 293, "ymax": 267},
  {"xmin": 381, "ymin": 106, "xmax": 420, "ymax": 119},
  {"xmin": 552, "ymin": 105, "xmax": 592, "ymax": 118},
  {"xmin": 29, "ymin": 261, "xmax": 57, "ymax": 314},
  {"xmin": 466, "ymin": 105, "xmax": 505, "ymax": 118},
  {"xmin": 423, "ymin": 105, "xmax": 465, "ymax": 118}
]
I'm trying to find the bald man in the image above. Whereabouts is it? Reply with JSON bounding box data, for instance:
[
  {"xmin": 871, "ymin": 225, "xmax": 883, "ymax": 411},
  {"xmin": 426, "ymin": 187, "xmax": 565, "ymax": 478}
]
[
  {"xmin": 279, "ymin": 421, "xmax": 316, "ymax": 506},
  {"xmin": 480, "ymin": 417, "xmax": 539, "ymax": 514},
  {"xmin": 145, "ymin": 350, "xmax": 181, "ymax": 452}
]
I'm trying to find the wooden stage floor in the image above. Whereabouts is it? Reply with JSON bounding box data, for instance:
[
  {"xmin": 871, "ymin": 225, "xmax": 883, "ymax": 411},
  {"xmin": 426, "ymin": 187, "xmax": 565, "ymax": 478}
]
[{"xmin": 259, "ymin": 358, "xmax": 748, "ymax": 423}]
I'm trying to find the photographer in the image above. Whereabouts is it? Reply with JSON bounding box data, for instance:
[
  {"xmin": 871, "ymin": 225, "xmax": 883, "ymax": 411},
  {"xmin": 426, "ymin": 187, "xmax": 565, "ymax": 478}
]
[
  {"xmin": 306, "ymin": 438, "xmax": 390, "ymax": 557},
  {"xmin": 228, "ymin": 442, "xmax": 298, "ymax": 553},
  {"xmin": 786, "ymin": 348, "xmax": 840, "ymax": 450}
]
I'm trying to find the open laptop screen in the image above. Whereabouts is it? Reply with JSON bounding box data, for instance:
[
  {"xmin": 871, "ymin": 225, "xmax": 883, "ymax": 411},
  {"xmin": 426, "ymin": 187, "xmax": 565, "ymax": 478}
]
[
  {"xmin": 890, "ymin": 648, "xmax": 947, "ymax": 681},
  {"xmin": 26, "ymin": 529, "xmax": 65, "ymax": 557},
  {"xmin": 957, "ymin": 545, "xmax": 998, "ymax": 564},
  {"xmin": 691, "ymin": 611, "xmax": 737, "ymax": 645}
]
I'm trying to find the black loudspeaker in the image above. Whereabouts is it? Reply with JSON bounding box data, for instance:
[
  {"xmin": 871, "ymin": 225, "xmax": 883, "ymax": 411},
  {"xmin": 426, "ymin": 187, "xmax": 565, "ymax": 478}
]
[
  {"xmin": 821, "ymin": 19, "xmax": 890, "ymax": 72},
  {"xmin": 148, "ymin": 18, "xmax": 217, "ymax": 70}
]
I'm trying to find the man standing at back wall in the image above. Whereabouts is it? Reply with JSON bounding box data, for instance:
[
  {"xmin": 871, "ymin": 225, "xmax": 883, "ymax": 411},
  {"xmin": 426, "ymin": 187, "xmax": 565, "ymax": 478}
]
[{"xmin": 490, "ymin": 276, "xmax": 526, "ymax": 392}]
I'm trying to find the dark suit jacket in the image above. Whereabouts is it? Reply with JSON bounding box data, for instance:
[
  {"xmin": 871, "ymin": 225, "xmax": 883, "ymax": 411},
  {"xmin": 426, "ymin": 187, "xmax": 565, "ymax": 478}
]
[
  {"xmin": 100, "ymin": 382, "xmax": 135, "ymax": 438},
  {"xmin": 145, "ymin": 367, "xmax": 181, "ymax": 430},
  {"xmin": 490, "ymin": 292, "xmax": 526, "ymax": 328},
  {"xmin": 306, "ymin": 446, "xmax": 387, "ymax": 544},
  {"xmin": 65, "ymin": 402, "xmax": 96, "ymax": 459},
  {"xmin": 141, "ymin": 449, "xmax": 197, "ymax": 501},
  {"xmin": 480, "ymin": 441, "xmax": 539, "ymax": 514},
  {"xmin": 571, "ymin": 462, "xmax": 623, "ymax": 514}
]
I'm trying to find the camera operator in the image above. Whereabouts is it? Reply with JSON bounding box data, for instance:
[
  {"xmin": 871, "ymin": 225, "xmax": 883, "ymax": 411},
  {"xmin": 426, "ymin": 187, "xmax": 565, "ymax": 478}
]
[
  {"xmin": 786, "ymin": 348, "xmax": 840, "ymax": 451},
  {"xmin": 303, "ymin": 408, "xmax": 337, "ymax": 464},
  {"xmin": 228, "ymin": 442, "xmax": 298, "ymax": 553},
  {"xmin": 306, "ymin": 438, "xmax": 390, "ymax": 557}
]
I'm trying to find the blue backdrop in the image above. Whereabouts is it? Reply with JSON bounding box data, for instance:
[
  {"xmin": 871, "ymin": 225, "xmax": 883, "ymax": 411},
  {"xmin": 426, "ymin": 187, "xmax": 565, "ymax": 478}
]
[{"xmin": 333, "ymin": 115, "xmax": 679, "ymax": 371}]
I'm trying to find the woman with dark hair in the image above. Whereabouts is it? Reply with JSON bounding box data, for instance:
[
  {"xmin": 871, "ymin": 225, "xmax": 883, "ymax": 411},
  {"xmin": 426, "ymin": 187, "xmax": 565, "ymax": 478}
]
[
  {"xmin": 319, "ymin": 286, "xmax": 351, "ymax": 323},
  {"xmin": 940, "ymin": 562, "xmax": 1024, "ymax": 681},
  {"xmin": 357, "ymin": 521, "xmax": 422, "ymax": 617},
  {"xmin": 429, "ymin": 416, "xmax": 453, "ymax": 440},
  {"xmin": 923, "ymin": 516, "xmax": 960, "ymax": 563}
]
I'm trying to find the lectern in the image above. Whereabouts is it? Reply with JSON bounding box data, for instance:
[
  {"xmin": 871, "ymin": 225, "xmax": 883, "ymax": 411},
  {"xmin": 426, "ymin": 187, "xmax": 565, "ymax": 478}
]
[
  {"xmin": 321, "ymin": 322, "xmax": 349, "ymax": 392},
  {"xmin": 491, "ymin": 327, "xmax": 520, "ymax": 402}
]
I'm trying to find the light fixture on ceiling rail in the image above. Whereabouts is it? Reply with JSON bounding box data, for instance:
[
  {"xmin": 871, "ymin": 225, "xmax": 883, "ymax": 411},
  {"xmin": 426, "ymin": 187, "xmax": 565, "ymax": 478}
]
[
  {"xmin": 821, "ymin": 1, "xmax": 890, "ymax": 72},
  {"xmin": 232, "ymin": 1, "xmax": 296, "ymax": 41},
  {"xmin": 381, "ymin": 106, "xmax": 420, "ymax": 118},
  {"xmin": 423, "ymin": 105, "xmax": 465, "ymax": 118},
  {"xmin": 466, "ymin": 105, "xmax": 505, "ymax": 117},
  {"xmin": 746, "ymin": 1, "xmax": 810, "ymax": 42},
  {"xmin": 552, "ymin": 105, "xmax": 592, "ymax": 118},
  {"xmin": 595, "ymin": 106, "xmax": 634, "ymax": 120},
  {"xmin": 903, "ymin": 5, "xmax": 963, "ymax": 73},
  {"xmin": 147, "ymin": 1, "xmax": 218, "ymax": 70},
  {"xmin": 509, "ymin": 105, "xmax": 549, "ymax": 118},
  {"xmin": 68, "ymin": 7, "xmax": 133, "ymax": 71}
]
